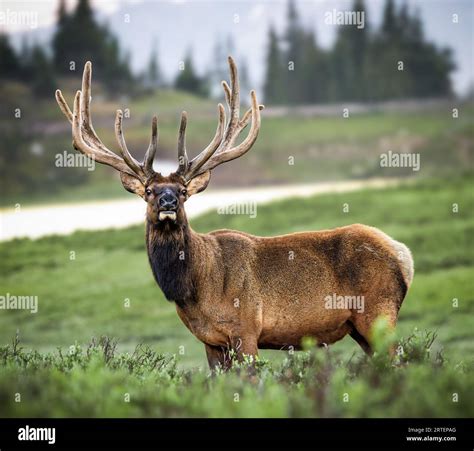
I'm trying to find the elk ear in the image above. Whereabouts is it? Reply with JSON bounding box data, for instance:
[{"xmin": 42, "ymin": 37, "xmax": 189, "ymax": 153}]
[
  {"xmin": 120, "ymin": 173, "xmax": 145, "ymax": 199},
  {"xmin": 186, "ymin": 171, "xmax": 211, "ymax": 196}
]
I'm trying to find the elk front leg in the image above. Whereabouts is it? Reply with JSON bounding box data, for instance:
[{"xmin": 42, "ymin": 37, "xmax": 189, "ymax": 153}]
[
  {"xmin": 205, "ymin": 344, "xmax": 231, "ymax": 371},
  {"xmin": 233, "ymin": 336, "xmax": 259, "ymax": 376},
  {"xmin": 205, "ymin": 336, "xmax": 259, "ymax": 371},
  {"xmin": 234, "ymin": 336, "xmax": 259, "ymax": 363}
]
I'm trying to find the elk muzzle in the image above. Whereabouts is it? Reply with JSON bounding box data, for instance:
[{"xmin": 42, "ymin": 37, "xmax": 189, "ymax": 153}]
[{"xmin": 158, "ymin": 189, "xmax": 178, "ymax": 221}]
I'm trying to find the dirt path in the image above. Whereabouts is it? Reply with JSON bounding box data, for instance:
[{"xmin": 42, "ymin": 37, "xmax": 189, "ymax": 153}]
[{"xmin": 0, "ymin": 178, "xmax": 401, "ymax": 241}]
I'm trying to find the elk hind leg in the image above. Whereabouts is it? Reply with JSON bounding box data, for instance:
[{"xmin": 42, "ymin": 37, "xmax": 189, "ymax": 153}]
[
  {"xmin": 349, "ymin": 324, "xmax": 373, "ymax": 356},
  {"xmin": 350, "ymin": 305, "xmax": 399, "ymax": 357}
]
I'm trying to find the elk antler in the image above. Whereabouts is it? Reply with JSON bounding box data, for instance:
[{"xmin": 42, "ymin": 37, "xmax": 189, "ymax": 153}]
[
  {"xmin": 55, "ymin": 61, "xmax": 157, "ymax": 182},
  {"xmin": 177, "ymin": 56, "xmax": 264, "ymax": 182}
]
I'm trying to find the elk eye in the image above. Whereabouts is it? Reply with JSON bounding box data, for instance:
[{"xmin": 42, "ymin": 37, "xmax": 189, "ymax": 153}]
[
  {"xmin": 181, "ymin": 189, "xmax": 187, "ymax": 196},
  {"xmin": 145, "ymin": 188, "xmax": 152, "ymax": 196}
]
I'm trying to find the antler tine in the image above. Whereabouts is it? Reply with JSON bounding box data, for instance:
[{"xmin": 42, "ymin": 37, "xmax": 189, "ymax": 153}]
[
  {"xmin": 177, "ymin": 111, "xmax": 189, "ymax": 174},
  {"xmin": 197, "ymin": 89, "xmax": 261, "ymax": 175},
  {"xmin": 55, "ymin": 89, "xmax": 73, "ymax": 123},
  {"xmin": 81, "ymin": 61, "xmax": 92, "ymax": 127},
  {"xmin": 227, "ymin": 103, "xmax": 265, "ymax": 148},
  {"xmin": 144, "ymin": 116, "xmax": 158, "ymax": 176},
  {"xmin": 222, "ymin": 56, "xmax": 240, "ymax": 145},
  {"xmin": 71, "ymin": 90, "xmax": 135, "ymax": 176},
  {"xmin": 79, "ymin": 62, "xmax": 121, "ymax": 157},
  {"xmin": 185, "ymin": 103, "xmax": 226, "ymax": 181},
  {"xmin": 222, "ymin": 80, "xmax": 231, "ymax": 108},
  {"xmin": 115, "ymin": 110, "xmax": 146, "ymax": 178},
  {"xmin": 57, "ymin": 62, "xmax": 126, "ymax": 159},
  {"xmin": 57, "ymin": 61, "xmax": 158, "ymax": 182},
  {"xmin": 240, "ymin": 104, "xmax": 265, "ymax": 129},
  {"xmin": 179, "ymin": 56, "xmax": 263, "ymax": 182}
]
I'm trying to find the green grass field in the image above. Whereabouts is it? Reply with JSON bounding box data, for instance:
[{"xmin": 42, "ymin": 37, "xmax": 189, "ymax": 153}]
[{"xmin": 0, "ymin": 173, "xmax": 472, "ymax": 417}]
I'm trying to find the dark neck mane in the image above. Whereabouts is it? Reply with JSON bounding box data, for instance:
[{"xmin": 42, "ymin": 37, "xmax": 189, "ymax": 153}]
[{"xmin": 146, "ymin": 221, "xmax": 196, "ymax": 308}]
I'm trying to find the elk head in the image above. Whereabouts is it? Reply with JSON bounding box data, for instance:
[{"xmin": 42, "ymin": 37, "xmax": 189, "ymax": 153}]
[{"xmin": 55, "ymin": 57, "xmax": 263, "ymax": 230}]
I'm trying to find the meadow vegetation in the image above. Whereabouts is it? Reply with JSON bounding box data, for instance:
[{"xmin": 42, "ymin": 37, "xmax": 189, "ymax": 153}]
[
  {"xmin": 0, "ymin": 330, "xmax": 472, "ymax": 418},
  {"xmin": 0, "ymin": 174, "xmax": 472, "ymax": 417}
]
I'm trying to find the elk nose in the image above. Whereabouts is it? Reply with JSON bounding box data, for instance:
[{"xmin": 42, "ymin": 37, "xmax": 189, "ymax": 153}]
[{"xmin": 159, "ymin": 194, "xmax": 177, "ymax": 210}]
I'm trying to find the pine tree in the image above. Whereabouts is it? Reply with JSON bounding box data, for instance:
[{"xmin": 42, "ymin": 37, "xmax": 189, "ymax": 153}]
[
  {"xmin": 29, "ymin": 46, "xmax": 56, "ymax": 97},
  {"xmin": 401, "ymin": 7, "xmax": 454, "ymax": 98},
  {"xmin": 146, "ymin": 40, "xmax": 162, "ymax": 88},
  {"xmin": 19, "ymin": 36, "xmax": 32, "ymax": 81},
  {"xmin": 238, "ymin": 58, "xmax": 251, "ymax": 101},
  {"xmin": 0, "ymin": 34, "xmax": 20, "ymax": 79},
  {"xmin": 263, "ymin": 26, "xmax": 284, "ymax": 104},
  {"xmin": 175, "ymin": 52, "xmax": 207, "ymax": 97},
  {"xmin": 53, "ymin": 0, "xmax": 97, "ymax": 74},
  {"xmin": 367, "ymin": 1, "xmax": 454, "ymax": 100},
  {"xmin": 284, "ymin": 0, "xmax": 306, "ymax": 103},
  {"xmin": 332, "ymin": 0, "xmax": 369, "ymax": 101},
  {"xmin": 52, "ymin": 0, "xmax": 133, "ymax": 93},
  {"xmin": 209, "ymin": 36, "xmax": 236, "ymax": 98},
  {"xmin": 300, "ymin": 30, "xmax": 330, "ymax": 104},
  {"xmin": 57, "ymin": 0, "xmax": 68, "ymax": 25},
  {"xmin": 101, "ymin": 30, "xmax": 133, "ymax": 92},
  {"xmin": 261, "ymin": 0, "xmax": 454, "ymax": 103},
  {"xmin": 381, "ymin": 0, "xmax": 399, "ymax": 40},
  {"xmin": 210, "ymin": 40, "xmax": 228, "ymax": 97},
  {"xmin": 365, "ymin": 0, "xmax": 403, "ymax": 100}
]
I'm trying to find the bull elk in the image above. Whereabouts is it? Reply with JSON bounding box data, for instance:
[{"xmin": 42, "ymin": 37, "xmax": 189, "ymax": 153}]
[{"xmin": 56, "ymin": 57, "xmax": 414, "ymax": 369}]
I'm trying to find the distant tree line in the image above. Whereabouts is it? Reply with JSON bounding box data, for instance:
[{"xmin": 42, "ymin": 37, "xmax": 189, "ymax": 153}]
[
  {"xmin": 52, "ymin": 0, "xmax": 133, "ymax": 92},
  {"xmin": 0, "ymin": 33, "xmax": 57, "ymax": 98},
  {"xmin": 264, "ymin": 0, "xmax": 455, "ymax": 104},
  {"xmin": 0, "ymin": 0, "xmax": 209, "ymax": 98},
  {"xmin": 0, "ymin": 0, "xmax": 456, "ymax": 102},
  {"xmin": 0, "ymin": 0, "xmax": 136, "ymax": 97}
]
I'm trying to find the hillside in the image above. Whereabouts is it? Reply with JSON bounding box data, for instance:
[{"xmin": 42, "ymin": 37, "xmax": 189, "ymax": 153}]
[{"xmin": 2, "ymin": 77, "xmax": 473, "ymax": 206}]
